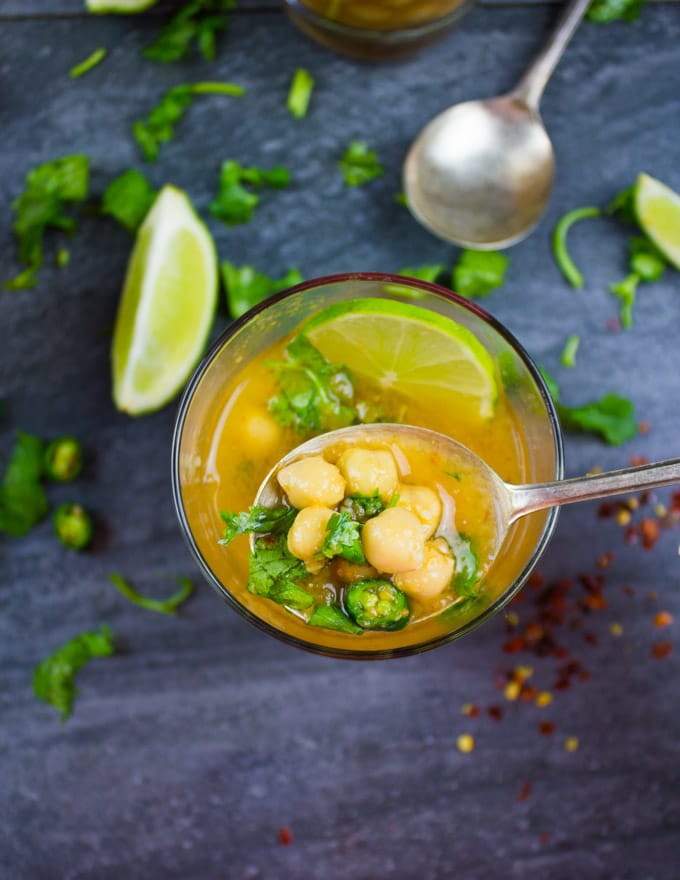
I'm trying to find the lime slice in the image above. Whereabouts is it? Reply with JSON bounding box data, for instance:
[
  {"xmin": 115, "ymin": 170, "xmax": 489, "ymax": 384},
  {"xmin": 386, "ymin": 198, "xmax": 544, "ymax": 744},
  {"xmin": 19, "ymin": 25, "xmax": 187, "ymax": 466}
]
[
  {"xmin": 634, "ymin": 173, "xmax": 680, "ymax": 270},
  {"xmin": 111, "ymin": 185, "xmax": 218, "ymax": 415},
  {"xmin": 302, "ymin": 298, "xmax": 498, "ymax": 419},
  {"xmin": 86, "ymin": 0, "xmax": 158, "ymax": 12}
]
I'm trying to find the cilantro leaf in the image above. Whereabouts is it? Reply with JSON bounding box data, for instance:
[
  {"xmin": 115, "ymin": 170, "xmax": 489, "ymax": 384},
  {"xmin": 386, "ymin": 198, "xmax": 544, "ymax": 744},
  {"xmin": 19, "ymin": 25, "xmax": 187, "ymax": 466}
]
[
  {"xmin": 219, "ymin": 504, "xmax": 298, "ymax": 545},
  {"xmin": 109, "ymin": 574, "xmax": 194, "ymax": 615},
  {"xmin": 339, "ymin": 491, "xmax": 385, "ymax": 523},
  {"xmin": 608, "ymin": 236, "xmax": 666, "ymax": 328},
  {"xmin": 33, "ymin": 626, "xmax": 114, "ymax": 721},
  {"xmin": 0, "ymin": 432, "xmax": 48, "ymax": 537},
  {"xmin": 287, "ymin": 68, "xmax": 315, "ymax": 119},
  {"xmin": 101, "ymin": 169, "xmax": 157, "ymax": 233},
  {"xmin": 144, "ymin": 0, "xmax": 236, "ymax": 63},
  {"xmin": 586, "ymin": 0, "xmax": 644, "ymax": 23},
  {"xmin": 5, "ymin": 155, "xmax": 89, "ymax": 290},
  {"xmin": 308, "ymin": 604, "xmax": 363, "ymax": 635},
  {"xmin": 608, "ymin": 273, "xmax": 638, "ymax": 329},
  {"xmin": 339, "ymin": 141, "xmax": 384, "ymax": 187},
  {"xmin": 221, "ymin": 262, "xmax": 303, "ymax": 318},
  {"xmin": 267, "ymin": 336, "xmax": 358, "ymax": 435},
  {"xmin": 269, "ymin": 579, "xmax": 315, "ymax": 610},
  {"xmin": 69, "ymin": 47, "xmax": 107, "ymax": 79},
  {"xmin": 453, "ymin": 249, "xmax": 509, "ymax": 298},
  {"xmin": 322, "ymin": 512, "xmax": 366, "ymax": 564},
  {"xmin": 210, "ymin": 160, "xmax": 291, "ymax": 225},
  {"xmin": 134, "ymin": 82, "xmax": 244, "ymax": 162},
  {"xmin": 552, "ymin": 206, "xmax": 601, "ymax": 288},
  {"xmin": 448, "ymin": 534, "xmax": 479, "ymax": 598},
  {"xmin": 606, "ymin": 185, "xmax": 637, "ymax": 224},
  {"xmin": 248, "ymin": 535, "xmax": 310, "ymax": 605}
]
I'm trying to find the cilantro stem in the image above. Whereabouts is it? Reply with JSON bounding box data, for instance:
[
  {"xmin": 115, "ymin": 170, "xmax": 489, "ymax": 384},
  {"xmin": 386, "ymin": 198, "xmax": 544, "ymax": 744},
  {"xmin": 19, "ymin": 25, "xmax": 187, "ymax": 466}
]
[
  {"xmin": 287, "ymin": 68, "xmax": 315, "ymax": 119},
  {"xmin": 552, "ymin": 206, "xmax": 601, "ymax": 288},
  {"xmin": 109, "ymin": 574, "xmax": 194, "ymax": 616},
  {"xmin": 69, "ymin": 47, "xmax": 107, "ymax": 79},
  {"xmin": 191, "ymin": 82, "xmax": 246, "ymax": 97},
  {"xmin": 560, "ymin": 334, "xmax": 580, "ymax": 368}
]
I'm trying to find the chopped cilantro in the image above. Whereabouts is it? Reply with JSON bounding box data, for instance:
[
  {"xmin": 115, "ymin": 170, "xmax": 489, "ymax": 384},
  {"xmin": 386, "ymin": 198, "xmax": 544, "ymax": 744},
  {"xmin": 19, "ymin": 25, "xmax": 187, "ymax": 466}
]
[
  {"xmin": 609, "ymin": 236, "xmax": 666, "ymax": 328},
  {"xmin": 56, "ymin": 248, "xmax": 70, "ymax": 268},
  {"xmin": 219, "ymin": 504, "xmax": 298, "ymax": 545},
  {"xmin": 560, "ymin": 334, "xmax": 580, "ymax": 368},
  {"xmin": 448, "ymin": 534, "xmax": 479, "ymax": 598},
  {"xmin": 248, "ymin": 535, "xmax": 311, "ymax": 608},
  {"xmin": 308, "ymin": 604, "xmax": 363, "ymax": 635},
  {"xmin": 54, "ymin": 503, "xmax": 93, "ymax": 551},
  {"xmin": 339, "ymin": 141, "xmax": 384, "ymax": 187},
  {"xmin": 0, "ymin": 432, "xmax": 49, "ymax": 537},
  {"xmin": 269, "ymin": 579, "xmax": 315, "ymax": 610},
  {"xmin": 606, "ymin": 185, "xmax": 637, "ymax": 224},
  {"xmin": 322, "ymin": 512, "xmax": 366, "ymax": 564},
  {"xmin": 267, "ymin": 335, "xmax": 358, "ymax": 435},
  {"xmin": 608, "ymin": 273, "xmax": 638, "ymax": 328},
  {"xmin": 144, "ymin": 0, "xmax": 236, "ymax": 63},
  {"xmin": 109, "ymin": 573, "xmax": 194, "ymax": 615},
  {"xmin": 221, "ymin": 262, "xmax": 303, "ymax": 318},
  {"xmin": 552, "ymin": 206, "xmax": 601, "ymax": 288},
  {"xmin": 210, "ymin": 160, "xmax": 291, "ymax": 225},
  {"xmin": 5, "ymin": 154, "xmax": 89, "ymax": 290},
  {"xmin": 33, "ymin": 626, "xmax": 114, "ymax": 721},
  {"xmin": 339, "ymin": 491, "xmax": 384, "ymax": 523},
  {"xmin": 134, "ymin": 82, "xmax": 244, "ymax": 162},
  {"xmin": 586, "ymin": 0, "xmax": 645, "ymax": 23},
  {"xmin": 69, "ymin": 47, "xmax": 107, "ymax": 79},
  {"xmin": 453, "ymin": 249, "xmax": 509, "ymax": 298},
  {"xmin": 287, "ymin": 68, "xmax": 315, "ymax": 119},
  {"xmin": 101, "ymin": 169, "xmax": 157, "ymax": 232}
]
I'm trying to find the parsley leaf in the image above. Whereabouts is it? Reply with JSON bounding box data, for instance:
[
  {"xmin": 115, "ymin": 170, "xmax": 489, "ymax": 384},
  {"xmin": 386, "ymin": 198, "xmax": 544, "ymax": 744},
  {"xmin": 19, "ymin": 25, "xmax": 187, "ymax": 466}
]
[
  {"xmin": 248, "ymin": 535, "xmax": 312, "ymax": 609},
  {"xmin": 69, "ymin": 47, "xmax": 107, "ymax": 79},
  {"xmin": 0, "ymin": 432, "xmax": 49, "ymax": 537},
  {"xmin": 287, "ymin": 68, "xmax": 315, "ymax": 119},
  {"xmin": 109, "ymin": 574, "xmax": 194, "ymax": 615},
  {"xmin": 221, "ymin": 262, "xmax": 303, "ymax": 318},
  {"xmin": 33, "ymin": 626, "xmax": 114, "ymax": 721},
  {"xmin": 453, "ymin": 249, "xmax": 509, "ymax": 298},
  {"xmin": 268, "ymin": 336, "xmax": 358, "ymax": 435},
  {"xmin": 308, "ymin": 604, "xmax": 363, "ymax": 635},
  {"xmin": 586, "ymin": 0, "xmax": 645, "ymax": 23},
  {"xmin": 339, "ymin": 141, "xmax": 384, "ymax": 187},
  {"xmin": 210, "ymin": 160, "xmax": 291, "ymax": 225},
  {"xmin": 134, "ymin": 82, "xmax": 244, "ymax": 162},
  {"xmin": 552, "ymin": 206, "xmax": 601, "ymax": 288},
  {"xmin": 144, "ymin": 0, "xmax": 236, "ymax": 63},
  {"xmin": 339, "ymin": 491, "xmax": 385, "ymax": 523},
  {"xmin": 219, "ymin": 504, "xmax": 298, "ymax": 545},
  {"xmin": 322, "ymin": 512, "xmax": 366, "ymax": 564},
  {"xmin": 101, "ymin": 169, "xmax": 157, "ymax": 233},
  {"xmin": 5, "ymin": 155, "xmax": 89, "ymax": 290}
]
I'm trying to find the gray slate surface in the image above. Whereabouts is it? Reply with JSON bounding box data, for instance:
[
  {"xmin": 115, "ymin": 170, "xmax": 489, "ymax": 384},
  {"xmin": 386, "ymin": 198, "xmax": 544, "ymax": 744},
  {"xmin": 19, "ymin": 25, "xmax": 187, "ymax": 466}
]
[{"xmin": 1, "ymin": 4, "xmax": 680, "ymax": 879}]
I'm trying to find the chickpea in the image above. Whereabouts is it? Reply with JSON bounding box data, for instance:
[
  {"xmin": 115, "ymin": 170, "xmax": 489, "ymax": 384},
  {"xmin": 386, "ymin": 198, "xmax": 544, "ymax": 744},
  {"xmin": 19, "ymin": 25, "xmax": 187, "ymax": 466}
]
[
  {"xmin": 287, "ymin": 506, "xmax": 334, "ymax": 572},
  {"xmin": 337, "ymin": 448, "xmax": 399, "ymax": 501},
  {"xmin": 277, "ymin": 455, "xmax": 346, "ymax": 509},
  {"xmin": 394, "ymin": 538, "xmax": 455, "ymax": 599},
  {"xmin": 333, "ymin": 558, "xmax": 379, "ymax": 583},
  {"xmin": 240, "ymin": 408, "xmax": 281, "ymax": 457},
  {"xmin": 396, "ymin": 485, "xmax": 442, "ymax": 538},
  {"xmin": 361, "ymin": 507, "xmax": 425, "ymax": 574}
]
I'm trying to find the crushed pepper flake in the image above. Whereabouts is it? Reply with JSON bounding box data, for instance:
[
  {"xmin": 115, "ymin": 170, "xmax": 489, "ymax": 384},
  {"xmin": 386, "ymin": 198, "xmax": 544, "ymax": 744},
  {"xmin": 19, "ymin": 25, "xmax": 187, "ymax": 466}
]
[
  {"xmin": 514, "ymin": 665, "xmax": 534, "ymax": 681},
  {"xmin": 278, "ymin": 827, "xmax": 294, "ymax": 846},
  {"xmin": 504, "ymin": 681, "xmax": 521, "ymax": 701},
  {"xmin": 652, "ymin": 641, "xmax": 673, "ymax": 660},
  {"xmin": 517, "ymin": 779, "xmax": 533, "ymax": 803},
  {"xmin": 653, "ymin": 611, "xmax": 674, "ymax": 628},
  {"xmin": 597, "ymin": 552, "xmax": 614, "ymax": 569},
  {"xmin": 535, "ymin": 691, "xmax": 553, "ymax": 708},
  {"xmin": 609, "ymin": 622, "xmax": 623, "ymax": 637},
  {"xmin": 505, "ymin": 611, "xmax": 520, "ymax": 627},
  {"xmin": 564, "ymin": 737, "xmax": 579, "ymax": 752},
  {"xmin": 640, "ymin": 518, "xmax": 661, "ymax": 550},
  {"xmin": 538, "ymin": 721, "xmax": 556, "ymax": 736},
  {"xmin": 538, "ymin": 832, "xmax": 551, "ymax": 845},
  {"xmin": 457, "ymin": 734, "xmax": 475, "ymax": 753},
  {"xmin": 487, "ymin": 705, "xmax": 504, "ymax": 721},
  {"xmin": 461, "ymin": 703, "xmax": 480, "ymax": 717},
  {"xmin": 616, "ymin": 509, "xmax": 632, "ymax": 526},
  {"xmin": 638, "ymin": 420, "xmax": 650, "ymax": 435}
]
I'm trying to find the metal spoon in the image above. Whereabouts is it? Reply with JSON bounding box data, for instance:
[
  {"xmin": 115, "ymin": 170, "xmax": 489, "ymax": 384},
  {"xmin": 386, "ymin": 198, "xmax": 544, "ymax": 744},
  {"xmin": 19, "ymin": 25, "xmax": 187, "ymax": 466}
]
[
  {"xmin": 254, "ymin": 423, "xmax": 680, "ymax": 559},
  {"xmin": 403, "ymin": 0, "xmax": 591, "ymax": 249}
]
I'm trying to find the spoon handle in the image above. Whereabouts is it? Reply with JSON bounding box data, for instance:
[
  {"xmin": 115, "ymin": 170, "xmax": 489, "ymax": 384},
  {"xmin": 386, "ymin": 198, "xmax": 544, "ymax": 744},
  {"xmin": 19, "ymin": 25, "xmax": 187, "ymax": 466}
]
[
  {"xmin": 507, "ymin": 458, "xmax": 680, "ymax": 523},
  {"xmin": 511, "ymin": 0, "xmax": 591, "ymax": 110}
]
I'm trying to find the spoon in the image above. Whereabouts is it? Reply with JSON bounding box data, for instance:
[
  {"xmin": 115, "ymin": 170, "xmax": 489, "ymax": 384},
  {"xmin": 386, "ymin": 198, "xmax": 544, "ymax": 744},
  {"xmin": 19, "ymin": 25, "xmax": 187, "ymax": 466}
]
[
  {"xmin": 254, "ymin": 424, "xmax": 680, "ymax": 559},
  {"xmin": 403, "ymin": 0, "xmax": 591, "ymax": 249}
]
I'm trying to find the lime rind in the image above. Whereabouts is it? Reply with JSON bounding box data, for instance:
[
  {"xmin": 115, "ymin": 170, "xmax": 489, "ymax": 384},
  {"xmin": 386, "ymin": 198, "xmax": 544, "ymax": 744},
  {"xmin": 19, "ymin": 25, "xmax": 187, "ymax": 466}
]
[
  {"xmin": 111, "ymin": 185, "xmax": 218, "ymax": 415},
  {"xmin": 302, "ymin": 297, "xmax": 498, "ymax": 420},
  {"xmin": 634, "ymin": 172, "xmax": 680, "ymax": 271}
]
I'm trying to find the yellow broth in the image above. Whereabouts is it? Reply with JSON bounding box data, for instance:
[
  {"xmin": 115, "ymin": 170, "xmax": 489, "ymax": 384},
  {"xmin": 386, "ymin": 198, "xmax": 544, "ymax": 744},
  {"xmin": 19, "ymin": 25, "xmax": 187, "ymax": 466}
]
[{"xmin": 299, "ymin": 0, "xmax": 469, "ymax": 31}]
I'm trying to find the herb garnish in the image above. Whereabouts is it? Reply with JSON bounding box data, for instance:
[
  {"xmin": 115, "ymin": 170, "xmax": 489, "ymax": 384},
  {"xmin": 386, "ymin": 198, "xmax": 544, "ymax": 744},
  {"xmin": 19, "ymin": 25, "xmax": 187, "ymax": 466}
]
[
  {"xmin": 221, "ymin": 262, "xmax": 303, "ymax": 318},
  {"xmin": 308, "ymin": 604, "xmax": 363, "ymax": 635},
  {"xmin": 453, "ymin": 249, "xmax": 509, "ymax": 299},
  {"xmin": 33, "ymin": 626, "xmax": 114, "ymax": 721},
  {"xmin": 109, "ymin": 574, "xmax": 194, "ymax": 615},
  {"xmin": 0, "ymin": 432, "xmax": 49, "ymax": 537},
  {"xmin": 552, "ymin": 206, "xmax": 601, "ymax": 288},
  {"xmin": 339, "ymin": 141, "xmax": 384, "ymax": 187},
  {"xmin": 219, "ymin": 505, "xmax": 298, "ymax": 545},
  {"xmin": 609, "ymin": 235, "xmax": 666, "ymax": 328},
  {"xmin": 69, "ymin": 47, "xmax": 107, "ymax": 79},
  {"xmin": 287, "ymin": 68, "xmax": 315, "ymax": 119},
  {"xmin": 144, "ymin": 0, "xmax": 236, "ymax": 62},
  {"xmin": 339, "ymin": 490, "xmax": 385, "ymax": 523},
  {"xmin": 322, "ymin": 512, "xmax": 366, "ymax": 564},
  {"xmin": 5, "ymin": 154, "xmax": 89, "ymax": 290},
  {"xmin": 586, "ymin": 0, "xmax": 645, "ymax": 23},
  {"xmin": 210, "ymin": 160, "xmax": 291, "ymax": 225},
  {"xmin": 248, "ymin": 535, "xmax": 313, "ymax": 609},
  {"xmin": 102, "ymin": 169, "xmax": 157, "ymax": 232},
  {"xmin": 134, "ymin": 82, "xmax": 245, "ymax": 162}
]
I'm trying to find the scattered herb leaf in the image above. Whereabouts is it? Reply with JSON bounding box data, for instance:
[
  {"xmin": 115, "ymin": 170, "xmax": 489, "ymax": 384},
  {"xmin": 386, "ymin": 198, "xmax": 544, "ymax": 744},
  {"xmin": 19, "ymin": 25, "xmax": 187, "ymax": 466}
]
[
  {"xmin": 339, "ymin": 141, "xmax": 384, "ymax": 187},
  {"xmin": 287, "ymin": 68, "xmax": 315, "ymax": 119},
  {"xmin": 210, "ymin": 160, "xmax": 291, "ymax": 225},
  {"xmin": 109, "ymin": 573, "xmax": 194, "ymax": 615},
  {"xmin": 144, "ymin": 0, "xmax": 236, "ymax": 62},
  {"xmin": 453, "ymin": 249, "xmax": 509, "ymax": 298},
  {"xmin": 221, "ymin": 262, "xmax": 303, "ymax": 318},
  {"xmin": 0, "ymin": 432, "xmax": 49, "ymax": 537},
  {"xmin": 586, "ymin": 0, "xmax": 645, "ymax": 24},
  {"xmin": 102, "ymin": 169, "xmax": 157, "ymax": 232},
  {"xmin": 552, "ymin": 206, "xmax": 601, "ymax": 288},
  {"xmin": 69, "ymin": 47, "xmax": 107, "ymax": 79}
]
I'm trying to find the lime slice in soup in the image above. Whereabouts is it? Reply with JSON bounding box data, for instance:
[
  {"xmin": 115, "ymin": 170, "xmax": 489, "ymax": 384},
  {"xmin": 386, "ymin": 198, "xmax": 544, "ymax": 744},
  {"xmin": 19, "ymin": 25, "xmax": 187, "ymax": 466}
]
[
  {"xmin": 634, "ymin": 173, "xmax": 680, "ymax": 270},
  {"xmin": 86, "ymin": 0, "xmax": 158, "ymax": 11},
  {"xmin": 302, "ymin": 298, "xmax": 498, "ymax": 419},
  {"xmin": 111, "ymin": 185, "xmax": 218, "ymax": 415}
]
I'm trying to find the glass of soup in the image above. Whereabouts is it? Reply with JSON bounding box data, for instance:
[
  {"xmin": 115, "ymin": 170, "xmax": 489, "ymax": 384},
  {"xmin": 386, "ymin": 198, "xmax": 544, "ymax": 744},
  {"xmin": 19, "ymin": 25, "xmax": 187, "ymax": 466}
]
[
  {"xmin": 282, "ymin": 0, "xmax": 476, "ymax": 59},
  {"xmin": 172, "ymin": 273, "xmax": 563, "ymax": 659}
]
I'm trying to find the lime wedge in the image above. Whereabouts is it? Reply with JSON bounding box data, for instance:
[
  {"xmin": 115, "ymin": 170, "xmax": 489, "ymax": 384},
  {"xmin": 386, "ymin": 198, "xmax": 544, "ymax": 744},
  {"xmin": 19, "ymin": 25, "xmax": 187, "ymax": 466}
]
[
  {"xmin": 302, "ymin": 298, "xmax": 498, "ymax": 419},
  {"xmin": 86, "ymin": 0, "xmax": 158, "ymax": 12},
  {"xmin": 634, "ymin": 173, "xmax": 680, "ymax": 270},
  {"xmin": 111, "ymin": 185, "xmax": 218, "ymax": 415}
]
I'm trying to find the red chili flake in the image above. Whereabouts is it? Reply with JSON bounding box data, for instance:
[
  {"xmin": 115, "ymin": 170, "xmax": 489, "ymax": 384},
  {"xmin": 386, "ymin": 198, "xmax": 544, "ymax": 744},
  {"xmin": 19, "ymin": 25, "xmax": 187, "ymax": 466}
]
[
  {"xmin": 554, "ymin": 679, "xmax": 571, "ymax": 692},
  {"xmin": 517, "ymin": 779, "xmax": 533, "ymax": 803},
  {"xmin": 598, "ymin": 502, "xmax": 615, "ymax": 519},
  {"xmin": 623, "ymin": 586, "xmax": 635, "ymax": 597},
  {"xmin": 554, "ymin": 646, "xmax": 570, "ymax": 659},
  {"xmin": 528, "ymin": 571, "xmax": 544, "ymax": 589},
  {"xmin": 584, "ymin": 631, "xmax": 598, "ymax": 646},
  {"xmin": 597, "ymin": 552, "xmax": 614, "ymax": 569},
  {"xmin": 670, "ymin": 492, "xmax": 680, "ymax": 514},
  {"xmin": 652, "ymin": 641, "xmax": 673, "ymax": 660},
  {"xmin": 624, "ymin": 524, "xmax": 639, "ymax": 545},
  {"xmin": 539, "ymin": 721, "xmax": 556, "ymax": 736},
  {"xmin": 524, "ymin": 622, "xmax": 544, "ymax": 642},
  {"xmin": 638, "ymin": 420, "xmax": 650, "ymax": 435},
  {"xmin": 640, "ymin": 518, "xmax": 660, "ymax": 550},
  {"xmin": 578, "ymin": 669, "xmax": 591, "ymax": 683},
  {"xmin": 653, "ymin": 611, "xmax": 674, "ymax": 628},
  {"xmin": 520, "ymin": 685, "xmax": 539, "ymax": 702},
  {"xmin": 487, "ymin": 705, "xmax": 504, "ymax": 721},
  {"xmin": 538, "ymin": 832, "xmax": 551, "ymax": 845},
  {"xmin": 580, "ymin": 594, "xmax": 608, "ymax": 611},
  {"xmin": 502, "ymin": 636, "xmax": 526, "ymax": 654},
  {"xmin": 462, "ymin": 703, "xmax": 481, "ymax": 718},
  {"xmin": 629, "ymin": 455, "xmax": 649, "ymax": 467},
  {"xmin": 647, "ymin": 591, "xmax": 659, "ymax": 602},
  {"xmin": 580, "ymin": 573, "xmax": 604, "ymax": 593},
  {"xmin": 278, "ymin": 827, "xmax": 294, "ymax": 846}
]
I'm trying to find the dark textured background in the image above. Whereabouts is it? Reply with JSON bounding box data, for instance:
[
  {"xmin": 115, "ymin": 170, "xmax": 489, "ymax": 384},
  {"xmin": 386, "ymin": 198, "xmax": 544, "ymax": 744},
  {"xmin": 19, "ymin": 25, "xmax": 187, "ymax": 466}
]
[{"xmin": 1, "ymin": 3, "xmax": 680, "ymax": 879}]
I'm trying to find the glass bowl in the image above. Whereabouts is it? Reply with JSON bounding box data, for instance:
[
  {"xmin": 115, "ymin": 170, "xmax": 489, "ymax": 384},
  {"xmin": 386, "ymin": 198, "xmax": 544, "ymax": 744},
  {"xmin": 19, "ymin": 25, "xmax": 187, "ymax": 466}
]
[{"xmin": 171, "ymin": 273, "xmax": 563, "ymax": 659}]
